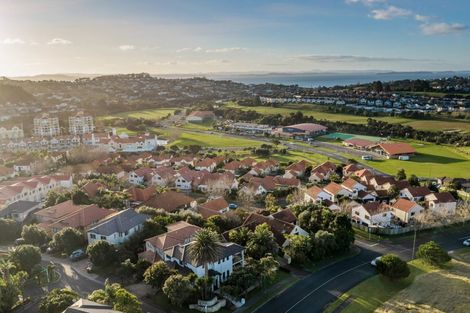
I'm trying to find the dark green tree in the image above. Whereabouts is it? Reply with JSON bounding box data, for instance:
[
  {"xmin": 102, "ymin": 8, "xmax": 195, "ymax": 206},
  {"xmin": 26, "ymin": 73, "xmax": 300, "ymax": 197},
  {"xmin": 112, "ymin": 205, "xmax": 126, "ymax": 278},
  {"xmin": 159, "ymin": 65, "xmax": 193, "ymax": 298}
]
[
  {"xmin": 87, "ymin": 240, "xmax": 118, "ymax": 267},
  {"xmin": 376, "ymin": 254, "xmax": 410, "ymax": 280},
  {"xmin": 39, "ymin": 288, "xmax": 79, "ymax": 313},
  {"xmin": 8, "ymin": 244, "xmax": 41, "ymax": 274},
  {"xmin": 416, "ymin": 241, "xmax": 451, "ymax": 266}
]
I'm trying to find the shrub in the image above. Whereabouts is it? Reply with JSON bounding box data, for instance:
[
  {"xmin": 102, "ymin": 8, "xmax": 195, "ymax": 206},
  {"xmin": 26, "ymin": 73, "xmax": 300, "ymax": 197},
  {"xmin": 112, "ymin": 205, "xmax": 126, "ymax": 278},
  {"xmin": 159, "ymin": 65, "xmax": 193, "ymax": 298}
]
[
  {"xmin": 376, "ymin": 254, "xmax": 410, "ymax": 280},
  {"xmin": 416, "ymin": 241, "xmax": 451, "ymax": 266}
]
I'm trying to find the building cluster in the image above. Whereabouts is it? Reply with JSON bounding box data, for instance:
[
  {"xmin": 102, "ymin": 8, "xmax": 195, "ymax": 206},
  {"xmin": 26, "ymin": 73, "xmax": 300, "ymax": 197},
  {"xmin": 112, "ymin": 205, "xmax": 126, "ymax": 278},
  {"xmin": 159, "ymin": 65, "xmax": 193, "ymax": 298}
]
[
  {"xmin": 32, "ymin": 112, "xmax": 95, "ymax": 137},
  {"xmin": 224, "ymin": 122, "xmax": 328, "ymax": 139},
  {"xmin": 259, "ymin": 94, "xmax": 470, "ymax": 114}
]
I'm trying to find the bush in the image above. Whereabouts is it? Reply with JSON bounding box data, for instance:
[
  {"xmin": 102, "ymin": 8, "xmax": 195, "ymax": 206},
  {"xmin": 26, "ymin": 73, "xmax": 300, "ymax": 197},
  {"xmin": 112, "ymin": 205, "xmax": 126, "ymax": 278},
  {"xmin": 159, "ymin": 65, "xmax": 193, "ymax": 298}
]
[
  {"xmin": 144, "ymin": 261, "xmax": 174, "ymax": 290},
  {"xmin": 49, "ymin": 227, "xmax": 86, "ymax": 254},
  {"xmin": 39, "ymin": 288, "xmax": 79, "ymax": 313},
  {"xmin": 21, "ymin": 224, "xmax": 50, "ymax": 247},
  {"xmin": 416, "ymin": 241, "xmax": 451, "ymax": 266},
  {"xmin": 87, "ymin": 240, "xmax": 118, "ymax": 267},
  {"xmin": 376, "ymin": 254, "xmax": 410, "ymax": 280}
]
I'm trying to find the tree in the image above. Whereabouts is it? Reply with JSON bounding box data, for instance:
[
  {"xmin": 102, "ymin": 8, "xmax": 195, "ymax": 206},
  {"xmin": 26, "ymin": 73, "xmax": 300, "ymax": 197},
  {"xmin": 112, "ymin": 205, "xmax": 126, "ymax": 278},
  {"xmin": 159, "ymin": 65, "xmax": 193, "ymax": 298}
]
[
  {"xmin": 39, "ymin": 288, "xmax": 79, "ymax": 313},
  {"xmin": 162, "ymin": 274, "xmax": 194, "ymax": 307},
  {"xmin": 265, "ymin": 194, "xmax": 280, "ymax": 213},
  {"xmin": 331, "ymin": 213, "xmax": 355, "ymax": 252},
  {"xmin": 387, "ymin": 185, "xmax": 399, "ymax": 199},
  {"xmin": 8, "ymin": 245, "xmax": 41, "ymax": 274},
  {"xmin": 283, "ymin": 234, "xmax": 311, "ymax": 264},
  {"xmin": 88, "ymin": 282, "xmax": 142, "ymax": 313},
  {"xmin": 87, "ymin": 240, "xmax": 118, "ymax": 267},
  {"xmin": 189, "ymin": 229, "xmax": 220, "ymax": 300},
  {"xmin": 416, "ymin": 241, "xmax": 451, "ymax": 266},
  {"xmin": 70, "ymin": 188, "xmax": 91, "ymax": 205},
  {"xmin": 21, "ymin": 224, "xmax": 50, "ymax": 247},
  {"xmin": 0, "ymin": 219, "xmax": 21, "ymax": 244},
  {"xmin": 257, "ymin": 255, "xmax": 279, "ymax": 288},
  {"xmin": 311, "ymin": 230, "xmax": 337, "ymax": 261},
  {"xmin": 376, "ymin": 254, "xmax": 410, "ymax": 280},
  {"xmin": 0, "ymin": 269, "xmax": 27, "ymax": 313},
  {"xmin": 143, "ymin": 261, "xmax": 174, "ymax": 290},
  {"xmin": 408, "ymin": 174, "xmax": 420, "ymax": 187},
  {"xmin": 396, "ymin": 169, "xmax": 407, "ymax": 180},
  {"xmin": 228, "ymin": 227, "xmax": 252, "ymax": 246},
  {"xmin": 44, "ymin": 189, "xmax": 71, "ymax": 207},
  {"xmin": 50, "ymin": 227, "xmax": 85, "ymax": 254},
  {"xmin": 246, "ymin": 223, "xmax": 278, "ymax": 259}
]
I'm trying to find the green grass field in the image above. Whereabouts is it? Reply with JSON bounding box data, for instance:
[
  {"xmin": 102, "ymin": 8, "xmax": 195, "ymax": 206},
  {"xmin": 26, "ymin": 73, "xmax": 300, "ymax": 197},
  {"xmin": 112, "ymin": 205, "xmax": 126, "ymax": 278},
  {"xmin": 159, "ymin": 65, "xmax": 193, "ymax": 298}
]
[
  {"xmin": 98, "ymin": 108, "xmax": 177, "ymax": 121},
  {"xmin": 170, "ymin": 131, "xmax": 264, "ymax": 148},
  {"xmin": 226, "ymin": 102, "xmax": 470, "ymax": 133},
  {"xmin": 324, "ymin": 260, "xmax": 435, "ymax": 313},
  {"xmin": 360, "ymin": 140, "xmax": 470, "ymax": 178}
]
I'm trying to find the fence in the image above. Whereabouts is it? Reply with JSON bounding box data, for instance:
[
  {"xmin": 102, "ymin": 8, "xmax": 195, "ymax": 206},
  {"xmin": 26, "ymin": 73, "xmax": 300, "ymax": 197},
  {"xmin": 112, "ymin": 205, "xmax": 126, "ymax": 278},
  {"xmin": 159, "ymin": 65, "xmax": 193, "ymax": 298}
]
[{"xmin": 353, "ymin": 223, "xmax": 413, "ymax": 236}]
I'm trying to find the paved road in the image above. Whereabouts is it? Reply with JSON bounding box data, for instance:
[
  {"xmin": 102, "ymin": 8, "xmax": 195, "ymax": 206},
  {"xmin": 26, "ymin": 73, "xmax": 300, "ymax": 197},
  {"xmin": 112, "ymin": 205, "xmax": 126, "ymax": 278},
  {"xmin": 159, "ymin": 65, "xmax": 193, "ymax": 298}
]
[{"xmin": 256, "ymin": 224, "xmax": 470, "ymax": 313}]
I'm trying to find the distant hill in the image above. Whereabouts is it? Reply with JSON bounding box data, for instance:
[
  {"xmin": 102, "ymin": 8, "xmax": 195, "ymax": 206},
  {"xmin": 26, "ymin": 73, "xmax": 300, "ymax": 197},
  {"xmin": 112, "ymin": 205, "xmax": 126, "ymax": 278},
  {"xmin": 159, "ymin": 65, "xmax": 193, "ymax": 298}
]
[
  {"xmin": 8, "ymin": 73, "xmax": 101, "ymax": 82},
  {"xmin": 0, "ymin": 84, "xmax": 35, "ymax": 104}
]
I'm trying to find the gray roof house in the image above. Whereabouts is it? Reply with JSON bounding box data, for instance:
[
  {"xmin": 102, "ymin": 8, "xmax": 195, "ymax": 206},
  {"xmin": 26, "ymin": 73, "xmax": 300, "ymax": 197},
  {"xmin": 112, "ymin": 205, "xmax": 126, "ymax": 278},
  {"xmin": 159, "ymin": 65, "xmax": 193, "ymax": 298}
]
[
  {"xmin": 87, "ymin": 209, "xmax": 148, "ymax": 245},
  {"xmin": 62, "ymin": 299, "xmax": 122, "ymax": 313},
  {"xmin": 0, "ymin": 200, "xmax": 41, "ymax": 222}
]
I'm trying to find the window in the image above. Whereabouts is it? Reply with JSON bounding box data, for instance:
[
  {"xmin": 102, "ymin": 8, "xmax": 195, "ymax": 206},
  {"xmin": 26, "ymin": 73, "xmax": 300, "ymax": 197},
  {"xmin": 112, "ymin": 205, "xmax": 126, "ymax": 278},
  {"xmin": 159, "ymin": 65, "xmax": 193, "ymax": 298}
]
[
  {"xmin": 90, "ymin": 234, "xmax": 96, "ymax": 239},
  {"xmin": 365, "ymin": 215, "xmax": 370, "ymax": 220},
  {"xmin": 100, "ymin": 236, "xmax": 106, "ymax": 240}
]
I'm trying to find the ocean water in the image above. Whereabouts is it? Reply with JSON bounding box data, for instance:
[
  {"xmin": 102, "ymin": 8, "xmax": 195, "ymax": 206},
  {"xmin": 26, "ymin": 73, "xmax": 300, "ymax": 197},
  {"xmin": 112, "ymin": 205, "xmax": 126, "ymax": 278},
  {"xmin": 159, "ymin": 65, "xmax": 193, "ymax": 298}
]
[{"xmin": 206, "ymin": 72, "xmax": 470, "ymax": 88}]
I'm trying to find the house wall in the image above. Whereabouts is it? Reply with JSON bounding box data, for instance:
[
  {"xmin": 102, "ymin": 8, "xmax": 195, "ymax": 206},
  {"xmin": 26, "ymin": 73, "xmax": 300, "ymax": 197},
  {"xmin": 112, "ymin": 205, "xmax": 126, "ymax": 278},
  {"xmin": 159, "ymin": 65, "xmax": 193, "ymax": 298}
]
[{"xmin": 87, "ymin": 224, "xmax": 143, "ymax": 245}]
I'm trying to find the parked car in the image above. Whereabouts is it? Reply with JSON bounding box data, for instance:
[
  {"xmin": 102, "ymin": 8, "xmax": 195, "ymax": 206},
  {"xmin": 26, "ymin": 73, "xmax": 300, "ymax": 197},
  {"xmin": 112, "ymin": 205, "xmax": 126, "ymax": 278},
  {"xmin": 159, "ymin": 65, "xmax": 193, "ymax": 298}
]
[
  {"xmin": 14, "ymin": 238, "xmax": 25, "ymax": 246},
  {"xmin": 463, "ymin": 239, "xmax": 470, "ymax": 246},
  {"xmin": 69, "ymin": 249, "xmax": 87, "ymax": 262},
  {"xmin": 361, "ymin": 155, "xmax": 373, "ymax": 160},
  {"xmin": 371, "ymin": 256, "xmax": 382, "ymax": 266},
  {"xmin": 228, "ymin": 203, "xmax": 238, "ymax": 210}
]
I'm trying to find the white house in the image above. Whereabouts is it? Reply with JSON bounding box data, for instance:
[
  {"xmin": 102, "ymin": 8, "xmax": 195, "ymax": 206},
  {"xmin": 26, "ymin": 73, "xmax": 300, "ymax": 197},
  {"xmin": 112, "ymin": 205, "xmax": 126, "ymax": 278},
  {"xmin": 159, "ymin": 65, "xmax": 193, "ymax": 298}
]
[
  {"xmin": 390, "ymin": 199, "xmax": 424, "ymax": 223},
  {"xmin": 87, "ymin": 209, "xmax": 148, "ymax": 245},
  {"xmin": 323, "ymin": 182, "xmax": 352, "ymax": 202},
  {"xmin": 341, "ymin": 178, "xmax": 367, "ymax": 198},
  {"xmin": 425, "ymin": 192, "xmax": 457, "ymax": 215},
  {"xmin": 352, "ymin": 202, "xmax": 394, "ymax": 227},
  {"xmin": 399, "ymin": 186, "xmax": 431, "ymax": 202},
  {"xmin": 304, "ymin": 186, "xmax": 332, "ymax": 203}
]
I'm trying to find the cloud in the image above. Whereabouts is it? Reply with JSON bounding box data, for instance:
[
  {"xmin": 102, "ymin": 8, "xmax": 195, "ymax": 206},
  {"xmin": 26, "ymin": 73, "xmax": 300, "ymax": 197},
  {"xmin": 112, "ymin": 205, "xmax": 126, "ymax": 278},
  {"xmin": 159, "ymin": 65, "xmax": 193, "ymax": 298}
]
[
  {"xmin": 345, "ymin": 0, "xmax": 385, "ymax": 5},
  {"xmin": 420, "ymin": 22, "xmax": 467, "ymax": 35},
  {"xmin": 415, "ymin": 14, "xmax": 431, "ymax": 22},
  {"xmin": 47, "ymin": 38, "xmax": 71, "ymax": 45},
  {"xmin": 119, "ymin": 45, "xmax": 135, "ymax": 51},
  {"xmin": 296, "ymin": 55, "xmax": 432, "ymax": 63},
  {"xmin": 205, "ymin": 47, "xmax": 246, "ymax": 53},
  {"xmin": 2, "ymin": 38, "xmax": 26, "ymax": 45},
  {"xmin": 370, "ymin": 6, "xmax": 412, "ymax": 20},
  {"xmin": 176, "ymin": 47, "xmax": 203, "ymax": 53}
]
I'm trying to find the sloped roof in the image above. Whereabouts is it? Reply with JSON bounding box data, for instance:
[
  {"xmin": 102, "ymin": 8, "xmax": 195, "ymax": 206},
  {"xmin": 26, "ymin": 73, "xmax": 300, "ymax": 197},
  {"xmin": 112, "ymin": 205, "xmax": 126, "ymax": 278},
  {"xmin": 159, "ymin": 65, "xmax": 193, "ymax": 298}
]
[
  {"xmin": 377, "ymin": 143, "xmax": 416, "ymax": 156},
  {"xmin": 392, "ymin": 198, "xmax": 419, "ymax": 213},
  {"xmin": 88, "ymin": 209, "xmax": 148, "ymax": 236},
  {"xmin": 146, "ymin": 221, "xmax": 201, "ymax": 251},
  {"xmin": 144, "ymin": 191, "xmax": 195, "ymax": 212},
  {"xmin": 200, "ymin": 197, "xmax": 229, "ymax": 211}
]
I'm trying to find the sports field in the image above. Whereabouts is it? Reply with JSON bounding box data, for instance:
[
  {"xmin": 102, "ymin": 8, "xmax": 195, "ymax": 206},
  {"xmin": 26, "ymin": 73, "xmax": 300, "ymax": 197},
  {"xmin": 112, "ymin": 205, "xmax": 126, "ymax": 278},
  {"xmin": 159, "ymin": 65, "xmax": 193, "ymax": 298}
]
[
  {"xmin": 170, "ymin": 131, "xmax": 264, "ymax": 148},
  {"xmin": 320, "ymin": 132, "xmax": 384, "ymax": 142},
  {"xmin": 226, "ymin": 102, "xmax": 470, "ymax": 133},
  {"xmin": 98, "ymin": 108, "xmax": 176, "ymax": 121}
]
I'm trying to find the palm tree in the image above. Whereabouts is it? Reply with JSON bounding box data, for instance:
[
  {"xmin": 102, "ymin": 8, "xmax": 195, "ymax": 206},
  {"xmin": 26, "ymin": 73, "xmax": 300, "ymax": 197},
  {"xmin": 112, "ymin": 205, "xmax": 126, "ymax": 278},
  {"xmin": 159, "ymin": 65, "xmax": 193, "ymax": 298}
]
[{"xmin": 189, "ymin": 229, "xmax": 221, "ymax": 299}]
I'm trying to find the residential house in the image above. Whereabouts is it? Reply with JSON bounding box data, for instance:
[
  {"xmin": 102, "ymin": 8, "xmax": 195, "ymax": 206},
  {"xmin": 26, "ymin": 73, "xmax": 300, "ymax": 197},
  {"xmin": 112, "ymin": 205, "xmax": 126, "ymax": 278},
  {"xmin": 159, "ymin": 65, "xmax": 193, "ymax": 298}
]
[
  {"xmin": 304, "ymin": 186, "xmax": 332, "ymax": 203},
  {"xmin": 87, "ymin": 209, "xmax": 148, "ymax": 245},
  {"xmin": 341, "ymin": 178, "xmax": 367, "ymax": 198},
  {"xmin": 342, "ymin": 163, "xmax": 362, "ymax": 177},
  {"xmin": 351, "ymin": 202, "xmax": 394, "ymax": 227},
  {"xmin": 309, "ymin": 161, "xmax": 337, "ymax": 182},
  {"xmin": 0, "ymin": 200, "xmax": 41, "ymax": 222},
  {"xmin": 371, "ymin": 143, "xmax": 416, "ymax": 159},
  {"xmin": 284, "ymin": 160, "xmax": 310, "ymax": 179},
  {"xmin": 144, "ymin": 191, "xmax": 196, "ymax": 213},
  {"xmin": 198, "ymin": 197, "xmax": 230, "ymax": 219},
  {"xmin": 390, "ymin": 199, "xmax": 424, "ymax": 223},
  {"xmin": 194, "ymin": 172, "xmax": 238, "ymax": 193},
  {"xmin": 174, "ymin": 167, "xmax": 208, "ymax": 190},
  {"xmin": 194, "ymin": 158, "xmax": 217, "ymax": 172},
  {"xmin": 126, "ymin": 186, "xmax": 156, "ymax": 205},
  {"xmin": 63, "ymin": 299, "xmax": 123, "ymax": 313},
  {"xmin": 400, "ymin": 186, "xmax": 431, "ymax": 202},
  {"xmin": 323, "ymin": 182, "xmax": 352, "ymax": 202},
  {"xmin": 150, "ymin": 167, "xmax": 176, "ymax": 187},
  {"xmin": 425, "ymin": 192, "xmax": 457, "ymax": 215},
  {"xmin": 186, "ymin": 110, "xmax": 216, "ymax": 123}
]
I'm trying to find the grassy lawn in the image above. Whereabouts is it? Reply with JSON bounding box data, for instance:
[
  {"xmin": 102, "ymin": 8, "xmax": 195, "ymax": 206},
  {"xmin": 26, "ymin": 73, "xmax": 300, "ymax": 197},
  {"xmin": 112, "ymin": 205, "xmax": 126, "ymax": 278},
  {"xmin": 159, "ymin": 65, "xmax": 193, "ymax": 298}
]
[
  {"xmin": 99, "ymin": 108, "xmax": 177, "ymax": 121},
  {"xmin": 377, "ymin": 251, "xmax": 470, "ymax": 313},
  {"xmin": 170, "ymin": 132, "xmax": 264, "ymax": 148},
  {"xmin": 226, "ymin": 102, "xmax": 470, "ymax": 133},
  {"xmin": 324, "ymin": 259, "xmax": 435, "ymax": 313},
  {"xmin": 181, "ymin": 121, "xmax": 215, "ymax": 131},
  {"xmin": 242, "ymin": 270, "xmax": 299, "ymax": 313},
  {"xmin": 361, "ymin": 140, "xmax": 470, "ymax": 177}
]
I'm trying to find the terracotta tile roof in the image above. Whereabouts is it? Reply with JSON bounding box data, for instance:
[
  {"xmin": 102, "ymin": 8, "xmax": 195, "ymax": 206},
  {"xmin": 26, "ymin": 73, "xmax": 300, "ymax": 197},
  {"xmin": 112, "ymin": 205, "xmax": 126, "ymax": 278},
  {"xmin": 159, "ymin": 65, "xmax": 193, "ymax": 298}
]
[
  {"xmin": 239, "ymin": 213, "xmax": 295, "ymax": 246},
  {"xmin": 362, "ymin": 202, "xmax": 391, "ymax": 215},
  {"xmin": 200, "ymin": 197, "xmax": 229, "ymax": 211},
  {"xmin": 286, "ymin": 160, "xmax": 309, "ymax": 173},
  {"xmin": 377, "ymin": 143, "xmax": 416, "ymax": 156},
  {"xmin": 341, "ymin": 178, "xmax": 360, "ymax": 191},
  {"xmin": 305, "ymin": 186, "xmax": 324, "ymax": 198},
  {"xmin": 354, "ymin": 168, "xmax": 373, "ymax": 178},
  {"xmin": 126, "ymin": 186, "xmax": 156, "ymax": 202},
  {"xmin": 82, "ymin": 181, "xmax": 104, "ymax": 198},
  {"xmin": 271, "ymin": 208, "xmax": 297, "ymax": 224},
  {"xmin": 392, "ymin": 198, "xmax": 419, "ymax": 213},
  {"xmin": 144, "ymin": 191, "xmax": 195, "ymax": 212},
  {"xmin": 371, "ymin": 175, "xmax": 396, "ymax": 186},
  {"xmin": 194, "ymin": 158, "xmax": 216, "ymax": 168},
  {"xmin": 224, "ymin": 161, "xmax": 242, "ymax": 171},
  {"xmin": 138, "ymin": 250, "xmax": 163, "ymax": 264},
  {"xmin": 405, "ymin": 186, "xmax": 431, "ymax": 198},
  {"xmin": 146, "ymin": 221, "xmax": 201, "ymax": 251},
  {"xmin": 240, "ymin": 158, "xmax": 257, "ymax": 167},
  {"xmin": 285, "ymin": 123, "xmax": 327, "ymax": 133},
  {"xmin": 427, "ymin": 192, "xmax": 456, "ymax": 203},
  {"xmin": 312, "ymin": 161, "xmax": 336, "ymax": 175},
  {"xmin": 153, "ymin": 167, "xmax": 176, "ymax": 180},
  {"xmin": 35, "ymin": 200, "xmax": 83, "ymax": 220},
  {"xmin": 395, "ymin": 180, "xmax": 411, "ymax": 190},
  {"xmin": 47, "ymin": 205, "xmax": 114, "ymax": 231},
  {"xmin": 324, "ymin": 182, "xmax": 344, "ymax": 196},
  {"xmin": 343, "ymin": 163, "xmax": 362, "ymax": 174},
  {"xmin": 188, "ymin": 111, "xmax": 216, "ymax": 119},
  {"xmin": 273, "ymin": 176, "xmax": 301, "ymax": 187}
]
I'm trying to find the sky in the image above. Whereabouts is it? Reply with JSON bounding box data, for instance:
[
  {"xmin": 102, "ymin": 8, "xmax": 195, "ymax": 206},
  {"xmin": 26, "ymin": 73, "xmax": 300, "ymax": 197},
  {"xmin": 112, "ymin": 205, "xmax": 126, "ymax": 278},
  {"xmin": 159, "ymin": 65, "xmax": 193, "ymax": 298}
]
[{"xmin": 0, "ymin": 0, "xmax": 469, "ymax": 76}]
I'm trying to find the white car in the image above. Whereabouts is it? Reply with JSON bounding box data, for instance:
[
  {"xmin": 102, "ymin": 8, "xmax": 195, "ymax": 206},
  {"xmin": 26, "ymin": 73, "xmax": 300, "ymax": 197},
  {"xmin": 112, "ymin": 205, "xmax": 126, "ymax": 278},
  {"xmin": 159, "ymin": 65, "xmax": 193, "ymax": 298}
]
[
  {"xmin": 371, "ymin": 256, "xmax": 382, "ymax": 266},
  {"xmin": 463, "ymin": 239, "xmax": 470, "ymax": 247}
]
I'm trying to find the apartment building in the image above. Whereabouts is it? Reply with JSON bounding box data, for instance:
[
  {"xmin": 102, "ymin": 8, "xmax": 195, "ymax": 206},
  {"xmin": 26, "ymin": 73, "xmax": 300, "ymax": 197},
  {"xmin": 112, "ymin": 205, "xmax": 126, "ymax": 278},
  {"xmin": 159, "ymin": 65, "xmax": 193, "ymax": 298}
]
[
  {"xmin": 34, "ymin": 113, "xmax": 60, "ymax": 137},
  {"xmin": 69, "ymin": 112, "xmax": 95, "ymax": 135}
]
